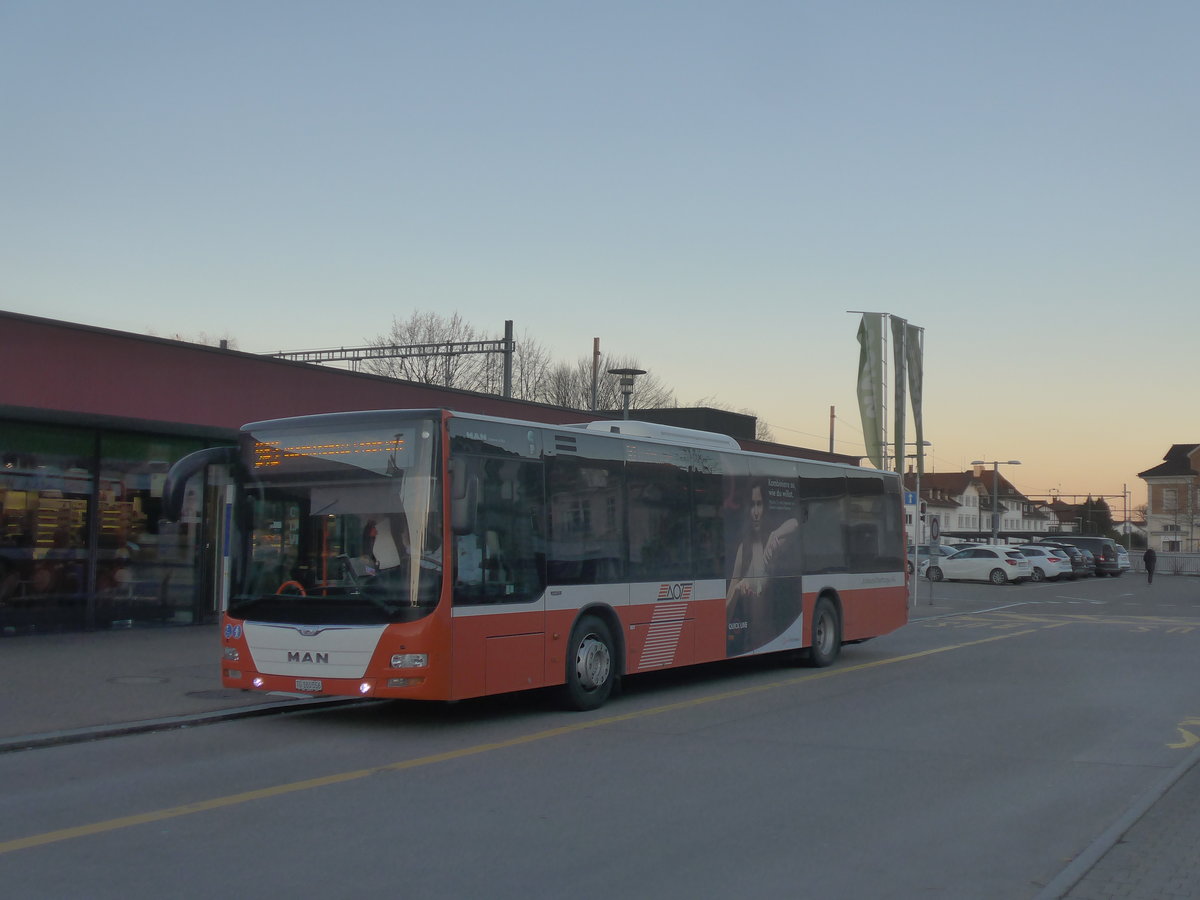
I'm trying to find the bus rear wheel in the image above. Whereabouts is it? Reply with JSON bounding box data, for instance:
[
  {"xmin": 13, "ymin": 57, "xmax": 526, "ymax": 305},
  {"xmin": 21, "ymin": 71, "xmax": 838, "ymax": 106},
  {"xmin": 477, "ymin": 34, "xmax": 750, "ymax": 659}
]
[
  {"xmin": 561, "ymin": 615, "xmax": 617, "ymax": 711},
  {"xmin": 807, "ymin": 597, "xmax": 841, "ymax": 668}
]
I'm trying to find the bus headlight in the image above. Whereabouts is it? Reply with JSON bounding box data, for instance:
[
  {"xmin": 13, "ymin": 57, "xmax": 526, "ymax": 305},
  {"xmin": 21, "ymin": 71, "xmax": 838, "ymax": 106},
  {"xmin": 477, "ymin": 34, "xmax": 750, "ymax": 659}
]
[
  {"xmin": 391, "ymin": 653, "xmax": 429, "ymax": 669},
  {"xmin": 223, "ymin": 647, "xmax": 240, "ymax": 661}
]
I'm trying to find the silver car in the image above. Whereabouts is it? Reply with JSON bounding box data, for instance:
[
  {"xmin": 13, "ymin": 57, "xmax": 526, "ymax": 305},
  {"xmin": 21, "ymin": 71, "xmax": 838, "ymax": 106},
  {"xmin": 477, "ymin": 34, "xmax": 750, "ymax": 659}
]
[{"xmin": 907, "ymin": 544, "xmax": 957, "ymax": 574}]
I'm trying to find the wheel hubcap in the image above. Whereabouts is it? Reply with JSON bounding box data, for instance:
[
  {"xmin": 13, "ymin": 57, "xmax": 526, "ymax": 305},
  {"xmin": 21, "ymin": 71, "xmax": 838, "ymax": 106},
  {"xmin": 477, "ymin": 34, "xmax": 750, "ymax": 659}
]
[
  {"xmin": 815, "ymin": 613, "xmax": 832, "ymax": 653},
  {"xmin": 574, "ymin": 634, "xmax": 611, "ymax": 691}
]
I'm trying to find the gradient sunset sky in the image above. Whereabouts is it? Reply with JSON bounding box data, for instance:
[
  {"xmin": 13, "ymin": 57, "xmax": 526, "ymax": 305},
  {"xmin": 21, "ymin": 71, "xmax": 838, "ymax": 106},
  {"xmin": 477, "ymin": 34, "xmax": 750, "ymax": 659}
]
[{"xmin": 4, "ymin": 2, "xmax": 1196, "ymax": 515}]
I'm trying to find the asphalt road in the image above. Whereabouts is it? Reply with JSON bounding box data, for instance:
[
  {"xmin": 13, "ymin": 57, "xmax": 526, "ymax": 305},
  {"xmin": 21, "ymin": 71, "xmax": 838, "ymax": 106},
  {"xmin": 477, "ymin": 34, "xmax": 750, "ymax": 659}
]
[{"xmin": 3, "ymin": 572, "xmax": 1197, "ymax": 899}]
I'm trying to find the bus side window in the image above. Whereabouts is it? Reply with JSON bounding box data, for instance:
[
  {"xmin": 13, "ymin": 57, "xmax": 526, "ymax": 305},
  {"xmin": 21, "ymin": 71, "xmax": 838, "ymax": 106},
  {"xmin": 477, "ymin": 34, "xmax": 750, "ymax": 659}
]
[
  {"xmin": 453, "ymin": 457, "xmax": 544, "ymax": 605},
  {"xmin": 546, "ymin": 456, "xmax": 625, "ymax": 586},
  {"xmin": 627, "ymin": 457, "xmax": 691, "ymax": 582}
]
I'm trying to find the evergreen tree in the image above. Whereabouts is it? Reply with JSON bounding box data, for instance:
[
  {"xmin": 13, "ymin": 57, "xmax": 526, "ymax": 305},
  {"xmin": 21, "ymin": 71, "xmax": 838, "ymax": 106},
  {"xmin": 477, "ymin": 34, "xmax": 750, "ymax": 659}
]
[{"xmin": 1078, "ymin": 496, "xmax": 1115, "ymax": 537}]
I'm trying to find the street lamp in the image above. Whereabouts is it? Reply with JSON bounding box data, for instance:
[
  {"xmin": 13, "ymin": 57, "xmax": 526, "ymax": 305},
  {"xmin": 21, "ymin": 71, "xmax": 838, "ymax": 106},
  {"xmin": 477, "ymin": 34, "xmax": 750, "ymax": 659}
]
[
  {"xmin": 971, "ymin": 459, "xmax": 1021, "ymax": 544},
  {"xmin": 607, "ymin": 368, "xmax": 646, "ymax": 420}
]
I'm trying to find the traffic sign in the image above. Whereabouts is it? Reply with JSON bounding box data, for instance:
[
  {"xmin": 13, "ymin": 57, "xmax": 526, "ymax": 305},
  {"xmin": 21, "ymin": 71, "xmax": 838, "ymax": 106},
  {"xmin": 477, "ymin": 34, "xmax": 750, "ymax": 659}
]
[{"xmin": 929, "ymin": 515, "xmax": 941, "ymax": 543}]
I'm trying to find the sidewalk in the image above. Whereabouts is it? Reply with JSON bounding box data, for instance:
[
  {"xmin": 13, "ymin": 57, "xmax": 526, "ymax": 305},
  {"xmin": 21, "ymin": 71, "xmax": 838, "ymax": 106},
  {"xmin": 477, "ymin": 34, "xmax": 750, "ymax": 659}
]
[
  {"xmin": 0, "ymin": 624, "xmax": 343, "ymax": 752},
  {"xmin": 2, "ymin": 620, "xmax": 1199, "ymax": 899}
]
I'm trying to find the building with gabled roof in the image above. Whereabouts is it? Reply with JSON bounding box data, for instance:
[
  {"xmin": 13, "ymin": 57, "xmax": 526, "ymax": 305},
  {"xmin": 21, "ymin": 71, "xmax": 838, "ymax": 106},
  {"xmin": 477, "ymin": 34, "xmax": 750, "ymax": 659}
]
[
  {"xmin": 902, "ymin": 469, "xmax": 1054, "ymax": 544},
  {"xmin": 1138, "ymin": 444, "xmax": 1200, "ymax": 552}
]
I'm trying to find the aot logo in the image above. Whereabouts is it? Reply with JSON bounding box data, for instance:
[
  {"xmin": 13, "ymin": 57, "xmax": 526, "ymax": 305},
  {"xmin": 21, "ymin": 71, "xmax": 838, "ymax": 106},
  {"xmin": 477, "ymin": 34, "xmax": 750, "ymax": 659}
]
[
  {"xmin": 656, "ymin": 583, "xmax": 693, "ymax": 601},
  {"xmin": 288, "ymin": 651, "xmax": 330, "ymax": 664}
]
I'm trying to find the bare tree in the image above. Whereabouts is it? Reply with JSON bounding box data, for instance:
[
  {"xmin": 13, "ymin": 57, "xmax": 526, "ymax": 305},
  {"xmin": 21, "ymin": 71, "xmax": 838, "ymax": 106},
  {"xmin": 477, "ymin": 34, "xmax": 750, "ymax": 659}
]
[
  {"xmin": 535, "ymin": 353, "xmax": 675, "ymax": 411},
  {"xmin": 359, "ymin": 311, "xmax": 676, "ymax": 412},
  {"xmin": 361, "ymin": 311, "xmax": 490, "ymax": 390},
  {"xmin": 478, "ymin": 327, "xmax": 555, "ymax": 401},
  {"xmin": 539, "ymin": 361, "xmax": 583, "ymax": 408},
  {"xmin": 593, "ymin": 353, "xmax": 676, "ymax": 412}
]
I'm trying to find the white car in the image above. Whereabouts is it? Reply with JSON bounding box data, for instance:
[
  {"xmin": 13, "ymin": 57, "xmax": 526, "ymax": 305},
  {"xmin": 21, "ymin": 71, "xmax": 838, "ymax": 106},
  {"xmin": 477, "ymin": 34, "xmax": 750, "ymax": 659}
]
[
  {"xmin": 925, "ymin": 545, "xmax": 1033, "ymax": 584},
  {"xmin": 1115, "ymin": 545, "xmax": 1131, "ymax": 572},
  {"xmin": 1016, "ymin": 545, "xmax": 1074, "ymax": 582}
]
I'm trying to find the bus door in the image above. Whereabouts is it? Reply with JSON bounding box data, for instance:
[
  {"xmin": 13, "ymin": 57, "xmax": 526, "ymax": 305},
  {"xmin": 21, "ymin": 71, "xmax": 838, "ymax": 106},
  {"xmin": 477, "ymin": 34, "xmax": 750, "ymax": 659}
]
[{"xmin": 448, "ymin": 443, "xmax": 549, "ymax": 698}]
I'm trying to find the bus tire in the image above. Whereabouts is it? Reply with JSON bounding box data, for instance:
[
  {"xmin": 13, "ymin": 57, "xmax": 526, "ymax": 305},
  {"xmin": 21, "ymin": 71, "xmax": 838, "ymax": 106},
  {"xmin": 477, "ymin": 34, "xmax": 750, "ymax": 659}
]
[
  {"xmin": 807, "ymin": 596, "xmax": 841, "ymax": 668},
  {"xmin": 561, "ymin": 615, "xmax": 617, "ymax": 711}
]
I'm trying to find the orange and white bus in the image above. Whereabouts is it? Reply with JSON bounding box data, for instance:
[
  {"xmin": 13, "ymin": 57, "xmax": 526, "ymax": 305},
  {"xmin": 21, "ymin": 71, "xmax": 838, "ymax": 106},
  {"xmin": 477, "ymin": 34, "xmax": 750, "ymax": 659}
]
[{"xmin": 165, "ymin": 408, "xmax": 908, "ymax": 710}]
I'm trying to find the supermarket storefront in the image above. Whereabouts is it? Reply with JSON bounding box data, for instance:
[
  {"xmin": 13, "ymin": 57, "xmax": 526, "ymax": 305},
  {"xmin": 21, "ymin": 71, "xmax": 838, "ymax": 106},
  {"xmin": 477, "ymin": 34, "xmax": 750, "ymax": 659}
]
[{"xmin": 2, "ymin": 417, "xmax": 228, "ymax": 634}]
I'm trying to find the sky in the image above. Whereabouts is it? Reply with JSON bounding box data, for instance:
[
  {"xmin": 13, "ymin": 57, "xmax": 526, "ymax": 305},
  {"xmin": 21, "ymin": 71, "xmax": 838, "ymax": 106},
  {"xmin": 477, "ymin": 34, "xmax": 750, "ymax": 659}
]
[{"xmin": 3, "ymin": 1, "xmax": 1197, "ymax": 517}]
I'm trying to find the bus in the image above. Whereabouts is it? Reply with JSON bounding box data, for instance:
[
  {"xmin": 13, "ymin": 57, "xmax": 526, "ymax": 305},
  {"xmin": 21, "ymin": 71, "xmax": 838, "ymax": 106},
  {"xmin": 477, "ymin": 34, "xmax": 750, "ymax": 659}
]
[{"xmin": 164, "ymin": 408, "xmax": 908, "ymax": 710}]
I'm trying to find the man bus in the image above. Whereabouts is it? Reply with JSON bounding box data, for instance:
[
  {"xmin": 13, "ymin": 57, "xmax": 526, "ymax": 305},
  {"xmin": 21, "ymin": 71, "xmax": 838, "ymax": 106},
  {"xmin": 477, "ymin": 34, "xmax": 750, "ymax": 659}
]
[{"xmin": 165, "ymin": 408, "xmax": 907, "ymax": 710}]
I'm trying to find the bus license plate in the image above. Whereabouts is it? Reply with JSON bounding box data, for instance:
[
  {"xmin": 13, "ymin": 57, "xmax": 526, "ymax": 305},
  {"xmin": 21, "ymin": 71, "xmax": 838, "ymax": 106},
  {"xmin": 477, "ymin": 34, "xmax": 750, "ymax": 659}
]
[{"xmin": 295, "ymin": 679, "xmax": 323, "ymax": 692}]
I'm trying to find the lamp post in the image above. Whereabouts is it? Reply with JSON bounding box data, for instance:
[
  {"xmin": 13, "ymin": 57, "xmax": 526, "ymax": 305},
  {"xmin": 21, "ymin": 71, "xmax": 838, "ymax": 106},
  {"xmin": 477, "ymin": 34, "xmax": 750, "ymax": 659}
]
[
  {"xmin": 607, "ymin": 368, "xmax": 646, "ymax": 420},
  {"xmin": 972, "ymin": 459, "xmax": 1021, "ymax": 544}
]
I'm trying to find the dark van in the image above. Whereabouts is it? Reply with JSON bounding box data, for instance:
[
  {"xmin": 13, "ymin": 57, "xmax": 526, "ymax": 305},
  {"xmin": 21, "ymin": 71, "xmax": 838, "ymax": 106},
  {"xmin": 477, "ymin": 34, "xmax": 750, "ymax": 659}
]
[{"xmin": 1041, "ymin": 536, "xmax": 1122, "ymax": 577}]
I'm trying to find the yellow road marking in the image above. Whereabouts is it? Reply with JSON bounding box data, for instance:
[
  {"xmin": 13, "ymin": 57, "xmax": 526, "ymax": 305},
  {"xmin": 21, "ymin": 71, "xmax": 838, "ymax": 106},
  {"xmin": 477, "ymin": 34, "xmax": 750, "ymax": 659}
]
[
  {"xmin": 923, "ymin": 611, "xmax": 1200, "ymax": 633},
  {"xmin": 0, "ymin": 626, "xmax": 1053, "ymax": 855},
  {"xmin": 1168, "ymin": 716, "xmax": 1200, "ymax": 750}
]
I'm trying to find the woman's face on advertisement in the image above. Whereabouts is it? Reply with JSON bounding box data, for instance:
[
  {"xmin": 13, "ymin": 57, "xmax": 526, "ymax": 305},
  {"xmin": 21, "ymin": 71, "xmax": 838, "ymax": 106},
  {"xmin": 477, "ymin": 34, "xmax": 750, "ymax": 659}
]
[{"xmin": 750, "ymin": 485, "xmax": 764, "ymax": 530}]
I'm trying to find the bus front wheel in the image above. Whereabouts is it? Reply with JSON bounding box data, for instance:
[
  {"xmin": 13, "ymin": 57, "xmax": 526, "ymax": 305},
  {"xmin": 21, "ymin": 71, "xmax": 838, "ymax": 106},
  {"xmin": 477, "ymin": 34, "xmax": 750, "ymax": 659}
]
[
  {"xmin": 807, "ymin": 597, "xmax": 841, "ymax": 668},
  {"xmin": 562, "ymin": 615, "xmax": 617, "ymax": 711}
]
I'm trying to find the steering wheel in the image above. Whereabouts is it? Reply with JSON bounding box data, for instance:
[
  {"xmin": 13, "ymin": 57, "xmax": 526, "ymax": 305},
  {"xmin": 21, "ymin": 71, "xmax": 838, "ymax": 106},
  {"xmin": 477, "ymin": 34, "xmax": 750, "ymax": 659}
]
[{"xmin": 277, "ymin": 580, "xmax": 307, "ymax": 596}]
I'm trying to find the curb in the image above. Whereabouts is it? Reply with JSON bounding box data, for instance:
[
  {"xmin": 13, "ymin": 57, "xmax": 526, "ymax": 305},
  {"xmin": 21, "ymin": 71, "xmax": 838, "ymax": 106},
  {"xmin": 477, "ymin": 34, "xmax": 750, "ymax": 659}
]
[
  {"xmin": 1033, "ymin": 740, "xmax": 1200, "ymax": 899},
  {"xmin": 0, "ymin": 696, "xmax": 362, "ymax": 754}
]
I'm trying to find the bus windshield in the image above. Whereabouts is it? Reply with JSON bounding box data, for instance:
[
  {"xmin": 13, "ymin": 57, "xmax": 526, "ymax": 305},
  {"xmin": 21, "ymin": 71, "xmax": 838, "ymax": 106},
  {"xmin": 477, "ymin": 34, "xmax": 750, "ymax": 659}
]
[{"xmin": 230, "ymin": 416, "xmax": 443, "ymax": 625}]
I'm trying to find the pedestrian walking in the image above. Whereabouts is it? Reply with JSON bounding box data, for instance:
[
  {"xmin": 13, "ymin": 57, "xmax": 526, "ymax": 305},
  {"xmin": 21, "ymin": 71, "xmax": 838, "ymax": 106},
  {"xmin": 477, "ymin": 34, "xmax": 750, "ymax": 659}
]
[{"xmin": 1143, "ymin": 547, "xmax": 1157, "ymax": 584}]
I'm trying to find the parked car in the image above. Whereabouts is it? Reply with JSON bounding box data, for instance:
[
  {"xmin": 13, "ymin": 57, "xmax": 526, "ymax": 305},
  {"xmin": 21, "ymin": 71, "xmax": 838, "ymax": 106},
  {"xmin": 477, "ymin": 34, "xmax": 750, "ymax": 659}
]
[
  {"xmin": 925, "ymin": 546, "xmax": 1033, "ymax": 584},
  {"xmin": 1041, "ymin": 536, "xmax": 1122, "ymax": 577},
  {"xmin": 1116, "ymin": 545, "xmax": 1131, "ymax": 572},
  {"xmin": 907, "ymin": 544, "xmax": 957, "ymax": 574},
  {"xmin": 1031, "ymin": 542, "xmax": 1089, "ymax": 579},
  {"xmin": 1076, "ymin": 548, "xmax": 1098, "ymax": 577},
  {"xmin": 1016, "ymin": 546, "xmax": 1073, "ymax": 582}
]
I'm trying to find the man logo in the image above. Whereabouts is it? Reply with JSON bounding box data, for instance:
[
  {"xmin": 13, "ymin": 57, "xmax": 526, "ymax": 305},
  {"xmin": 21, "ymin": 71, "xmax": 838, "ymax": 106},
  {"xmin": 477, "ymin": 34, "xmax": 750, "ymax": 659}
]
[
  {"xmin": 288, "ymin": 651, "xmax": 329, "ymax": 664},
  {"xmin": 656, "ymin": 583, "xmax": 693, "ymax": 601}
]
